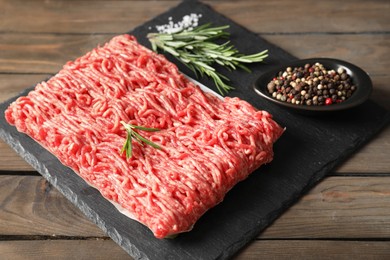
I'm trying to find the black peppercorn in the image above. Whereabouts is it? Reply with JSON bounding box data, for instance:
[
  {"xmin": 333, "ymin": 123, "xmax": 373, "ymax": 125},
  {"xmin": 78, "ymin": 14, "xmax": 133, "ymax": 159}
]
[{"xmin": 267, "ymin": 63, "xmax": 357, "ymax": 106}]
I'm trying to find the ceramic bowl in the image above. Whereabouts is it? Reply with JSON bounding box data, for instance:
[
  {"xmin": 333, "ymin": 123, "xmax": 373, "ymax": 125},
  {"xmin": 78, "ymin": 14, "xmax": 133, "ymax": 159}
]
[{"xmin": 253, "ymin": 58, "xmax": 372, "ymax": 114}]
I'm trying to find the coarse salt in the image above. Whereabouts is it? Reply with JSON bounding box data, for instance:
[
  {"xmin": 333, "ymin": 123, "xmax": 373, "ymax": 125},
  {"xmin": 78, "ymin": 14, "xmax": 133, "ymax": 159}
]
[{"xmin": 153, "ymin": 13, "xmax": 202, "ymax": 34}]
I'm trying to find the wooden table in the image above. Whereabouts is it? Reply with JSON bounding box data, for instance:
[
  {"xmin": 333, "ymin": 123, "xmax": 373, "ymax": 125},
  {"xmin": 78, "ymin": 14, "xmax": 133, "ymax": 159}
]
[{"xmin": 1, "ymin": 0, "xmax": 389, "ymax": 259}]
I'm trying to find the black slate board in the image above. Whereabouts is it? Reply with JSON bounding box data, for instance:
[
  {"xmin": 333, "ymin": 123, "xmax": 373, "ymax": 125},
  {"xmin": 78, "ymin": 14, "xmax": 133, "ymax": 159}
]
[{"xmin": 0, "ymin": 1, "xmax": 389, "ymax": 259}]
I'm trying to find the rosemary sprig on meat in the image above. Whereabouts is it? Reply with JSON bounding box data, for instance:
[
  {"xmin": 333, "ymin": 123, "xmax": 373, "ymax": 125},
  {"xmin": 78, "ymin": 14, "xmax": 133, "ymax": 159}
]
[
  {"xmin": 147, "ymin": 23, "xmax": 268, "ymax": 95},
  {"xmin": 120, "ymin": 121, "xmax": 161, "ymax": 159}
]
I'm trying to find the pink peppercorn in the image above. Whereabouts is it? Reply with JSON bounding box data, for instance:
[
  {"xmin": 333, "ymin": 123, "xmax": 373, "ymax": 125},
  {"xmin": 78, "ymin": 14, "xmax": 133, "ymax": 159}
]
[{"xmin": 325, "ymin": 98, "xmax": 333, "ymax": 105}]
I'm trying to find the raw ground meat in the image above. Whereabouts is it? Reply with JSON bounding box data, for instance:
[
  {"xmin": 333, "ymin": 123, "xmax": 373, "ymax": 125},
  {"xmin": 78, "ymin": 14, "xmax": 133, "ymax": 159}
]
[{"xmin": 5, "ymin": 34, "xmax": 284, "ymax": 238}]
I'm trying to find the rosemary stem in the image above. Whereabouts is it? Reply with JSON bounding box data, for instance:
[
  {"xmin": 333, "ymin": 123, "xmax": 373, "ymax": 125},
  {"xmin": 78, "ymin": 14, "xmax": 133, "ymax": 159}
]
[
  {"xmin": 147, "ymin": 23, "xmax": 268, "ymax": 95},
  {"xmin": 120, "ymin": 121, "xmax": 161, "ymax": 159}
]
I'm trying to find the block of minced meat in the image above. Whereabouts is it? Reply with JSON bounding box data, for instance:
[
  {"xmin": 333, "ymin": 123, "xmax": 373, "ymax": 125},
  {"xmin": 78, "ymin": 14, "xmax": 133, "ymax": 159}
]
[{"xmin": 5, "ymin": 34, "xmax": 284, "ymax": 239}]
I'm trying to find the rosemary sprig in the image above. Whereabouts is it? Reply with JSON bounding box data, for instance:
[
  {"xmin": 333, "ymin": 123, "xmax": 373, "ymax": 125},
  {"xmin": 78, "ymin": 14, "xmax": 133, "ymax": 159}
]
[
  {"xmin": 147, "ymin": 23, "xmax": 268, "ymax": 95},
  {"xmin": 120, "ymin": 121, "xmax": 161, "ymax": 159}
]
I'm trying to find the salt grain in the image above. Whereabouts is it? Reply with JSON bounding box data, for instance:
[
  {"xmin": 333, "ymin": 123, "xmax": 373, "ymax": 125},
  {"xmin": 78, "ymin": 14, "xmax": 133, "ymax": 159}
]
[{"xmin": 153, "ymin": 13, "xmax": 203, "ymax": 34}]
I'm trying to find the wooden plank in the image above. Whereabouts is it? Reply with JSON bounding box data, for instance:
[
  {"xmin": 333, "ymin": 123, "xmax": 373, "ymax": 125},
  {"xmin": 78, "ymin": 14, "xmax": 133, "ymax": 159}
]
[
  {"xmin": 0, "ymin": 34, "xmax": 112, "ymax": 74},
  {"xmin": 3, "ymin": 125, "xmax": 389, "ymax": 173},
  {"xmin": 1, "ymin": 76, "xmax": 388, "ymax": 174},
  {"xmin": 1, "ymin": 34, "xmax": 388, "ymax": 76},
  {"xmin": 260, "ymin": 176, "xmax": 390, "ymax": 239},
  {"xmin": 0, "ymin": 239, "xmax": 132, "ymax": 260},
  {"xmin": 210, "ymin": 0, "xmax": 390, "ymax": 34},
  {"xmin": 0, "ymin": 74, "xmax": 51, "ymax": 103},
  {"xmin": 0, "ymin": 124, "xmax": 389, "ymax": 173},
  {"xmin": 0, "ymin": 175, "xmax": 104, "ymax": 236},
  {"xmin": 1, "ymin": 175, "xmax": 389, "ymax": 238},
  {"xmin": 236, "ymin": 240, "xmax": 390, "ymax": 260},
  {"xmin": 0, "ymin": 239, "xmax": 389, "ymax": 260},
  {"xmin": 262, "ymin": 34, "xmax": 390, "ymax": 78},
  {"xmin": 1, "ymin": 0, "xmax": 388, "ymax": 34},
  {"xmin": 0, "ymin": 0, "xmax": 179, "ymax": 34},
  {"xmin": 0, "ymin": 74, "xmax": 388, "ymax": 112},
  {"xmin": 0, "ymin": 142, "xmax": 32, "ymax": 171}
]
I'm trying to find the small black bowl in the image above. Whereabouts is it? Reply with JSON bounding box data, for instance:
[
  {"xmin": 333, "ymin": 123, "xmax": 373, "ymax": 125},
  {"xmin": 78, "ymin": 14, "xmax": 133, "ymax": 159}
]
[{"xmin": 253, "ymin": 58, "xmax": 372, "ymax": 114}]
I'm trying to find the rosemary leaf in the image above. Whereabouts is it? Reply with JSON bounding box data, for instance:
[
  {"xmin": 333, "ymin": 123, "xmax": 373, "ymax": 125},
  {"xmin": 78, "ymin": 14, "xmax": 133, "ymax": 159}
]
[
  {"xmin": 147, "ymin": 23, "xmax": 268, "ymax": 95},
  {"xmin": 132, "ymin": 131, "xmax": 162, "ymax": 149},
  {"xmin": 120, "ymin": 121, "xmax": 161, "ymax": 159},
  {"xmin": 130, "ymin": 124, "xmax": 160, "ymax": 132}
]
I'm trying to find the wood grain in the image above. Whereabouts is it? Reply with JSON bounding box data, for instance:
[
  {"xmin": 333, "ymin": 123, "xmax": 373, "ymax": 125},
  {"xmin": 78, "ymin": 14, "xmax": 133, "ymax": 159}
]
[
  {"xmin": 1, "ymin": 0, "xmax": 388, "ymax": 34},
  {"xmin": 1, "ymin": 175, "xmax": 389, "ymax": 239},
  {"xmin": 1, "ymin": 34, "xmax": 389, "ymax": 76},
  {"xmin": 236, "ymin": 240, "xmax": 390, "ymax": 260},
  {"xmin": 0, "ymin": 143, "xmax": 32, "ymax": 171},
  {"xmin": 0, "ymin": 30, "xmax": 388, "ymax": 174},
  {"xmin": 0, "ymin": 74, "xmax": 51, "ymax": 102},
  {"xmin": 210, "ymin": 0, "xmax": 390, "ymax": 34},
  {"xmin": 260, "ymin": 176, "xmax": 390, "ymax": 239},
  {"xmin": 0, "ymin": 69, "xmax": 388, "ymax": 174},
  {"xmin": 1, "ymin": 126, "xmax": 388, "ymax": 173},
  {"xmin": 263, "ymin": 34, "xmax": 390, "ymax": 77},
  {"xmin": 0, "ymin": 34, "xmax": 388, "ymax": 111},
  {"xmin": 0, "ymin": 240, "xmax": 132, "ymax": 260},
  {"xmin": 0, "ymin": 175, "xmax": 104, "ymax": 236},
  {"xmin": 0, "ymin": 239, "xmax": 389, "ymax": 260},
  {"xmin": 0, "ymin": 34, "xmax": 112, "ymax": 74},
  {"xmin": 0, "ymin": 0, "xmax": 179, "ymax": 34}
]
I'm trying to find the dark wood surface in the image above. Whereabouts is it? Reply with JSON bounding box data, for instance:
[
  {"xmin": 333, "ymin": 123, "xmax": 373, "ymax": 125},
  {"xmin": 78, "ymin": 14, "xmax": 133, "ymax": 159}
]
[{"xmin": 0, "ymin": 0, "xmax": 389, "ymax": 259}]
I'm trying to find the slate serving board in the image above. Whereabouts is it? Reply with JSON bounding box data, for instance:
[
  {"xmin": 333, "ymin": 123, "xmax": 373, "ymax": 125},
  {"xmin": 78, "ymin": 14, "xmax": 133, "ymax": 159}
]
[{"xmin": 0, "ymin": 1, "xmax": 389, "ymax": 259}]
